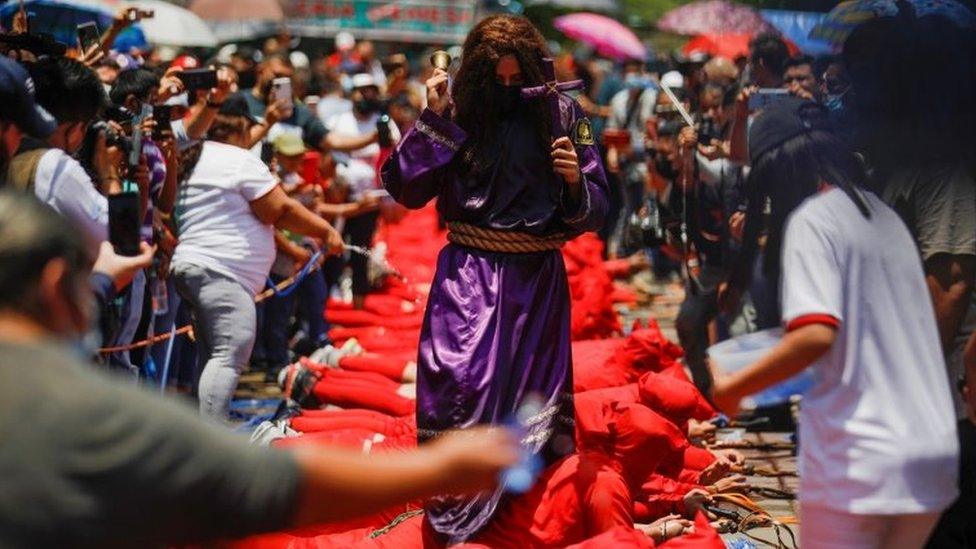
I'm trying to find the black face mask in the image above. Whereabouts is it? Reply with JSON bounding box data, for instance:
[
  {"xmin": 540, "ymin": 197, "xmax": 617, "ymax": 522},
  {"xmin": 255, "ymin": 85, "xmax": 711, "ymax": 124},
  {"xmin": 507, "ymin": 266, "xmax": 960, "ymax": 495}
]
[
  {"xmin": 354, "ymin": 98, "xmax": 382, "ymax": 115},
  {"xmin": 238, "ymin": 69, "xmax": 257, "ymax": 91},
  {"xmin": 653, "ymin": 152, "xmax": 678, "ymax": 180},
  {"xmin": 494, "ymin": 82, "xmax": 522, "ymax": 117}
]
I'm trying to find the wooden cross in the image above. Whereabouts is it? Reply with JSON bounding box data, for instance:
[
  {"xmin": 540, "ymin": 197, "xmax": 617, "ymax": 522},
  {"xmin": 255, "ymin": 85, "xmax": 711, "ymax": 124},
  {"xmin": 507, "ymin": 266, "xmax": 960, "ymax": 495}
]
[{"xmin": 520, "ymin": 57, "xmax": 584, "ymax": 139}]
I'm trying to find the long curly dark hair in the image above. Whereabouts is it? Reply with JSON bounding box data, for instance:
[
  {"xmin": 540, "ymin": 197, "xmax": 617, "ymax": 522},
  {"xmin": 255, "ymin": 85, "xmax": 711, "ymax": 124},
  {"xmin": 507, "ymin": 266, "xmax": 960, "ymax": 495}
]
[{"xmin": 451, "ymin": 14, "xmax": 552, "ymax": 175}]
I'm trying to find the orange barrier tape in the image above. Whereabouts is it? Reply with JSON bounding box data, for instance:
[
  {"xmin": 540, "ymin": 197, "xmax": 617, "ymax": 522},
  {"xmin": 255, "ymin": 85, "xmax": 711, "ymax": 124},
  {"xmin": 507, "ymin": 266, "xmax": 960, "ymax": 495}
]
[{"xmin": 98, "ymin": 259, "xmax": 321, "ymax": 355}]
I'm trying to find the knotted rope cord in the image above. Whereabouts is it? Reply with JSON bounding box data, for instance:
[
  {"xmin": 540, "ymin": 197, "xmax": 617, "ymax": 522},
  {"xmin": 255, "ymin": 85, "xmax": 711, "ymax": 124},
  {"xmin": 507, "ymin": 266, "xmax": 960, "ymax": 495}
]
[
  {"xmin": 98, "ymin": 254, "xmax": 326, "ymax": 354},
  {"xmin": 447, "ymin": 221, "xmax": 570, "ymax": 253},
  {"xmin": 712, "ymin": 493, "xmax": 799, "ymax": 549},
  {"xmin": 737, "ymin": 463, "xmax": 798, "ymax": 478}
]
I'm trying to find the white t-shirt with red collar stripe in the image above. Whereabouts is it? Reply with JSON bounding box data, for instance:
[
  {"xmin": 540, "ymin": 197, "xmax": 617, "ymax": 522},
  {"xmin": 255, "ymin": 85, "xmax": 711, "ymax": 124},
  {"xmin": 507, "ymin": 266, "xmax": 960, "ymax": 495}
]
[{"xmin": 780, "ymin": 187, "xmax": 958, "ymax": 514}]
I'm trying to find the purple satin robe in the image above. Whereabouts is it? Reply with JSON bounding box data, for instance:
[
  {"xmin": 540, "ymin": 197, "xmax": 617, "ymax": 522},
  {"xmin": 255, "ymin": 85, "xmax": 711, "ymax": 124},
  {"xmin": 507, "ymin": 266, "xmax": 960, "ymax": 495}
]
[{"xmin": 381, "ymin": 96, "xmax": 609, "ymax": 543}]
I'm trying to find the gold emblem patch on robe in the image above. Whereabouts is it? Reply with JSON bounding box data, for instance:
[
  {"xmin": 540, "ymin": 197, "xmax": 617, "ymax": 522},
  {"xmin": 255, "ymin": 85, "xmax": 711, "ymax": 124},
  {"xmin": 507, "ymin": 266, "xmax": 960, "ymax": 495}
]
[{"xmin": 571, "ymin": 118, "xmax": 595, "ymax": 146}]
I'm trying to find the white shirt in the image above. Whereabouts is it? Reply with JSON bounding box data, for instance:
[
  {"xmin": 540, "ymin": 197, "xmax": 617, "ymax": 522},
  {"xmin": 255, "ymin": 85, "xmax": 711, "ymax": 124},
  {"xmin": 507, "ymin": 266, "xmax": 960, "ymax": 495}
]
[
  {"xmin": 607, "ymin": 87, "xmax": 657, "ymax": 155},
  {"xmin": 317, "ymin": 94, "xmax": 352, "ymax": 125},
  {"xmin": 781, "ymin": 188, "xmax": 959, "ymax": 514},
  {"xmin": 33, "ymin": 149, "xmax": 108, "ymax": 258},
  {"xmin": 326, "ymin": 111, "xmax": 400, "ymax": 198},
  {"xmin": 172, "ymin": 141, "xmax": 278, "ymax": 295}
]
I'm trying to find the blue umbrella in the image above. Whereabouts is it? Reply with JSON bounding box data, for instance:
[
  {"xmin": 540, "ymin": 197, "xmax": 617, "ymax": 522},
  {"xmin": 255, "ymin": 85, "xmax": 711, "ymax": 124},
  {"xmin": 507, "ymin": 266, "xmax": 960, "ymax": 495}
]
[
  {"xmin": 760, "ymin": 9, "xmax": 834, "ymax": 55},
  {"xmin": 810, "ymin": 0, "xmax": 976, "ymax": 45},
  {"xmin": 0, "ymin": 0, "xmax": 146, "ymax": 51}
]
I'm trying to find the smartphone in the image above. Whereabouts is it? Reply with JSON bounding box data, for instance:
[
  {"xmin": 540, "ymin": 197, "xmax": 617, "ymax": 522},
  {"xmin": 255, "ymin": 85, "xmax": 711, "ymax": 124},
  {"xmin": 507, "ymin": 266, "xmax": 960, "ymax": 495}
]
[
  {"xmin": 272, "ymin": 77, "xmax": 293, "ymax": 118},
  {"xmin": 376, "ymin": 114, "xmax": 392, "ymax": 148},
  {"xmin": 128, "ymin": 104, "xmax": 150, "ymax": 169},
  {"xmin": 76, "ymin": 21, "xmax": 100, "ymax": 53},
  {"xmin": 127, "ymin": 8, "xmax": 154, "ymax": 21},
  {"xmin": 152, "ymin": 104, "xmax": 172, "ymax": 140},
  {"xmin": 177, "ymin": 68, "xmax": 217, "ymax": 91},
  {"xmin": 108, "ymin": 192, "xmax": 142, "ymax": 256},
  {"xmin": 748, "ymin": 88, "xmax": 790, "ymax": 110}
]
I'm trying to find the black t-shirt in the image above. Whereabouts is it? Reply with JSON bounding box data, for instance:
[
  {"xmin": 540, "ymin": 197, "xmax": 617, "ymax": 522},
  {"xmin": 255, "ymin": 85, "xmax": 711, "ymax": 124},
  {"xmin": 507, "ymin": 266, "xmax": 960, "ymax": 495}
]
[
  {"xmin": 926, "ymin": 419, "xmax": 976, "ymax": 548},
  {"xmin": 0, "ymin": 340, "xmax": 301, "ymax": 548}
]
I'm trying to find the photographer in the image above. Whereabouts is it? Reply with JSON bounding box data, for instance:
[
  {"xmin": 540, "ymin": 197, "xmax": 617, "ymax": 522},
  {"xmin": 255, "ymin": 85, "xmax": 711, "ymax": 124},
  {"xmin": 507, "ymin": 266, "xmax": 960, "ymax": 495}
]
[
  {"xmin": 326, "ymin": 73, "xmax": 399, "ymax": 309},
  {"xmin": 7, "ymin": 57, "xmax": 110, "ymax": 258},
  {"xmin": 604, "ymin": 59, "xmax": 658, "ymax": 258}
]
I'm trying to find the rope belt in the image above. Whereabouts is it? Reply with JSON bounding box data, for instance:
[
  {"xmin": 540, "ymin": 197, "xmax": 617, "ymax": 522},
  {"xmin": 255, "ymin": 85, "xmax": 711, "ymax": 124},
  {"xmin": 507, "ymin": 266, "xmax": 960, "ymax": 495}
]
[{"xmin": 447, "ymin": 221, "xmax": 570, "ymax": 253}]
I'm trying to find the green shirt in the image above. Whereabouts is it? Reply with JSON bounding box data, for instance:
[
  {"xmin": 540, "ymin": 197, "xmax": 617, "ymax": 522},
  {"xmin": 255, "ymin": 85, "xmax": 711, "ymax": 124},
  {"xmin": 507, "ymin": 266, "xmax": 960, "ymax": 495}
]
[{"xmin": 0, "ymin": 340, "xmax": 301, "ymax": 548}]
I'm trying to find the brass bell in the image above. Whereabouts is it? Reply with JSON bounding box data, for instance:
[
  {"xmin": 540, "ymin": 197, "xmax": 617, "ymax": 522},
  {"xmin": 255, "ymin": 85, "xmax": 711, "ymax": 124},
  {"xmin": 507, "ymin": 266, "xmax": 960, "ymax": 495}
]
[{"xmin": 429, "ymin": 50, "xmax": 452, "ymax": 71}]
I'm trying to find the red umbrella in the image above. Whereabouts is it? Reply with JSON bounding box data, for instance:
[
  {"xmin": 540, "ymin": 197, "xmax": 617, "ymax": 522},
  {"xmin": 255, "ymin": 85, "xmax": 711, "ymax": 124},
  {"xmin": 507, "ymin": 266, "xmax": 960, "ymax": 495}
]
[{"xmin": 682, "ymin": 33, "xmax": 799, "ymax": 60}]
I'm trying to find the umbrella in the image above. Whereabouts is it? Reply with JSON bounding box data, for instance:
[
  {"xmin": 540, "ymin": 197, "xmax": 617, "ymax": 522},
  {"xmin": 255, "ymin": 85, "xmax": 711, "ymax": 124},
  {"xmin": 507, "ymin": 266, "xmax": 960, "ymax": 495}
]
[
  {"xmin": 682, "ymin": 32, "xmax": 800, "ymax": 60},
  {"xmin": 189, "ymin": 0, "xmax": 283, "ymax": 42},
  {"xmin": 126, "ymin": 0, "xmax": 217, "ymax": 47},
  {"xmin": 760, "ymin": 9, "xmax": 833, "ymax": 55},
  {"xmin": 525, "ymin": 0, "xmax": 619, "ymax": 11},
  {"xmin": 658, "ymin": 0, "xmax": 775, "ymax": 35},
  {"xmin": 810, "ymin": 0, "xmax": 976, "ymax": 45},
  {"xmin": 189, "ymin": 0, "xmax": 284, "ymax": 21},
  {"xmin": 553, "ymin": 12, "xmax": 647, "ymax": 61},
  {"xmin": 0, "ymin": 0, "xmax": 147, "ymax": 50}
]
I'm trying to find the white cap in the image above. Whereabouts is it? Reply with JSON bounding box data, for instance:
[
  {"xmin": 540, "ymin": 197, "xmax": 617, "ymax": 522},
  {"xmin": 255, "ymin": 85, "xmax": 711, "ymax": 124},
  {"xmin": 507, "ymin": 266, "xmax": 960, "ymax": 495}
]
[
  {"xmin": 661, "ymin": 70, "xmax": 684, "ymax": 90},
  {"xmin": 351, "ymin": 73, "xmax": 377, "ymax": 89},
  {"xmin": 335, "ymin": 31, "xmax": 355, "ymax": 51},
  {"xmin": 290, "ymin": 50, "xmax": 310, "ymax": 70}
]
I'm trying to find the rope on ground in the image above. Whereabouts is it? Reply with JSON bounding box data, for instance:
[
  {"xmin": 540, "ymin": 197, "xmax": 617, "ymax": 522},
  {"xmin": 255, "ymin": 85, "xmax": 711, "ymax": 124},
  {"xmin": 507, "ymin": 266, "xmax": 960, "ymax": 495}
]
[
  {"xmin": 712, "ymin": 493, "xmax": 799, "ymax": 549},
  {"xmin": 98, "ymin": 255, "xmax": 324, "ymax": 354},
  {"xmin": 367, "ymin": 509, "xmax": 424, "ymax": 539}
]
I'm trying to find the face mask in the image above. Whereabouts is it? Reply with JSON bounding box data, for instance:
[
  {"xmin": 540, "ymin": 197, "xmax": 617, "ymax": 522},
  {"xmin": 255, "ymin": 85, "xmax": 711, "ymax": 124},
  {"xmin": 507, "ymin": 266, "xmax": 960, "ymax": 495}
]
[
  {"xmin": 824, "ymin": 92, "xmax": 845, "ymax": 112},
  {"xmin": 624, "ymin": 73, "xmax": 647, "ymax": 90},
  {"xmin": 494, "ymin": 82, "xmax": 522, "ymax": 116},
  {"xmin": 654, "ymin": 152, "xmax": 677, "ymax": 180},
  {"xmin": 354, "ymin": 98, "xmax": 381, "ymax": 114}
]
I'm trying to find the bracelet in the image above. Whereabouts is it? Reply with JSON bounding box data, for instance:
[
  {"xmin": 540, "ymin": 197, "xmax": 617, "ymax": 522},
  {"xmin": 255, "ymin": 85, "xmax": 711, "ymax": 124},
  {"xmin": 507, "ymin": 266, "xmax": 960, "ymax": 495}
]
[{"xmin": 660, "ymin": 521, "xmax": 667, "ymax": 540}]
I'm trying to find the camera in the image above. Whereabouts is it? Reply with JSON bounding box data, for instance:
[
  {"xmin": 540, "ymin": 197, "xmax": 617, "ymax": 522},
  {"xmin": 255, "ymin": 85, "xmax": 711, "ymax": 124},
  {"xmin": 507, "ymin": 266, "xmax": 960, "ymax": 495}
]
[{"xmin": 90, "ymin": 120, "xmax": 133, "ymax": 155}]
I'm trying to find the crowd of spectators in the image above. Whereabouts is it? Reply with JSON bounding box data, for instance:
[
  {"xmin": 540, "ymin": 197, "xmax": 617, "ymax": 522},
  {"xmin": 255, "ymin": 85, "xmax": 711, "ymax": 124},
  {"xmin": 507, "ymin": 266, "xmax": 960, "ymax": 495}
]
[{"xmin": 0, "ymin": 3, "xmax": 974, "ymax": 547}]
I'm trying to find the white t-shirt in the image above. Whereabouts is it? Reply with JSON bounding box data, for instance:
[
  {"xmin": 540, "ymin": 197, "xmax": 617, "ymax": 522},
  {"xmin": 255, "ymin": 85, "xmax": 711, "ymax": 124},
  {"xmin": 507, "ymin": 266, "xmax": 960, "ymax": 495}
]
[
  {"xmin": 33, "ymin": 149, "xmax": 108, "ymax": 258},
  {"xmin": 780, "ymin": 187, "xmax": 959, "ymax": 514},
  {"xmin": 172, "ymin": 141, "xmax": 278, "ymax": 295},
  {"xmin": 326, "ymin": 111, "xmax": 400, "ymax": 198}
]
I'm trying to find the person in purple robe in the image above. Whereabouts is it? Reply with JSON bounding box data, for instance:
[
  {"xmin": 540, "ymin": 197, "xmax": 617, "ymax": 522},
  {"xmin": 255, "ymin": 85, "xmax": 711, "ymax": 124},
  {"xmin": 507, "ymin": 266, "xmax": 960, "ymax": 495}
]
[{"xmin": 380, "ymin": 14, "xmax": 609, "ymax": 543}]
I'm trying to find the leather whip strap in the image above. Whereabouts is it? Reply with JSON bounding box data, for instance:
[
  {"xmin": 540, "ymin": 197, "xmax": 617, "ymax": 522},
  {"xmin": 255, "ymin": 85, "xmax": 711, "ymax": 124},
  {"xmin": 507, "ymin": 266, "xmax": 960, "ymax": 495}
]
[{"xmin": 447, "ymin": 221, "xmax": 569, "ymax": 253}]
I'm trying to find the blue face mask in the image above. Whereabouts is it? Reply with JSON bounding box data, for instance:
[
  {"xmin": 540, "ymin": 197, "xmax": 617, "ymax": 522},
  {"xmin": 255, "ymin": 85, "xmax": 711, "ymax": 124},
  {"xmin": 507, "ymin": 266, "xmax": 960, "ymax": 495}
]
[
  {"xmin": 624, "ymin": 73, "xmax": 643, "ymax": 89},
  {"xmin": 824, "ymin": 91, "xmax": 845, "ymax": 112}
]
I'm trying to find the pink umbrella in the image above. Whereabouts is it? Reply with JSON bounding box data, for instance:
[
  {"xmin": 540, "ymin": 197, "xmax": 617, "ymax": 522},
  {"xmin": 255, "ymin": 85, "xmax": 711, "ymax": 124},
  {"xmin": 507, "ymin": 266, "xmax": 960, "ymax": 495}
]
[
  {"xmin": 554, "ymin": 12, "xmax": 648, "ymax": 61},
  {"xmin": 658, "ymin": 0, "xmax": 774, "ymax": 35},
  {"xmin": 189, "ymin": 0, "xmax": 283, "ymax": 21}
]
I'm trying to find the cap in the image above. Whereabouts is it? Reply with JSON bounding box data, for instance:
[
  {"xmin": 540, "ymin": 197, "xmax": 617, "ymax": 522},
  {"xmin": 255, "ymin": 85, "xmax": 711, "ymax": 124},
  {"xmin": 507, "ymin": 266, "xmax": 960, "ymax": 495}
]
[
  {"xmin": 290, "ymin": 50, "xmax": 310, "ymax": 70},
  {"xmin": 335, "ymin": 31, "xmax": 355, "ymax": 52},
  {"xmin": 171, "ymin": 55, "xmax": 200, "ymax": 71},
  {"xmin": 218, "ymin": 93, "xmax": 259, "ymax": 124},
  {"xmin": 749, "ymin": 97, "xmax": 830, "ymax": 164},
  {"xmin": 350, "ymin": 73, "xmax": 377, "ymax": 90},
  {"xmin": 273, "ymin": 132, "xmax": 307, "ymax": 157},
  {"xmin": 660, "ymin": 70, "xmax": 684, "ymax": 90},
  {"xmin": 0, "ymin": 57, "xmax": 56, "ymax": 138}
]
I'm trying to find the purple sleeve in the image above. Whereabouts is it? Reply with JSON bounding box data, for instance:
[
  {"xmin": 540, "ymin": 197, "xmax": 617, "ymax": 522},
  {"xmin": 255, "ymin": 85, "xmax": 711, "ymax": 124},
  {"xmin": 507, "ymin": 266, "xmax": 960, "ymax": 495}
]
[
  {"xmin": 381, "ymin": 108, "xmax": 467, "ymax": 209},
  {"xmin": 560, "ymin": 101, "xmax": 609, "ymax": 233}
]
